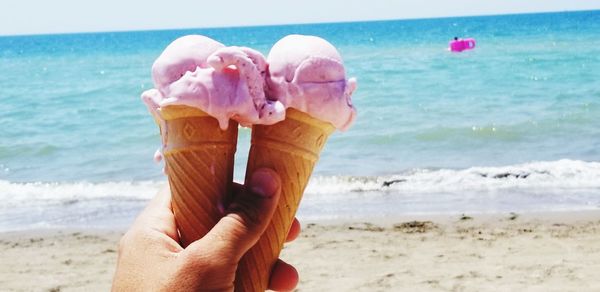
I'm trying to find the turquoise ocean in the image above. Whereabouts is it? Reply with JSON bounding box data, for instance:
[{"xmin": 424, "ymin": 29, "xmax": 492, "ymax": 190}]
[{"xmin": 1, "ymin": 10, "xmax": 600, "ymax": 231}]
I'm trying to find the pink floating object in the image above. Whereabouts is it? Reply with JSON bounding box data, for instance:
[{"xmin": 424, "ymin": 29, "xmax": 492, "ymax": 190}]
[{"xmin": 449, "ymin": 38, "xmax": 476, "ymax": 52}]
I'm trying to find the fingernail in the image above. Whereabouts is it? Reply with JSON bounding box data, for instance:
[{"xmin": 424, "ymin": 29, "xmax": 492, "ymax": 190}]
[{"xmin": 250, "ymin": 169, "xmax": 279, "ymax": 198}]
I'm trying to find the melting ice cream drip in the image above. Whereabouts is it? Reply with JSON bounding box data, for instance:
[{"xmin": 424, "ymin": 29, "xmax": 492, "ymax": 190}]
[
  {"xmin": 153, "ymin": 149, "xmax": 163, "ymax": 163},
  {"xmin": 141, "ymin": 89, "xmax": 168, "ymax": 173}
]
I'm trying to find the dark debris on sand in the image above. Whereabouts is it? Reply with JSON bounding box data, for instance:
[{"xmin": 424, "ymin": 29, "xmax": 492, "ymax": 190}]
[
  {"xmin": 459, "ymin": 214, "xmax": 473, "ymax": 221},
  {"xmin": 393, "ymin": 221, "xmax": 438, "ymax": 233},
  {"xmin": 347, "ymin": 223, "xmax": 385, "ymax": 232}
]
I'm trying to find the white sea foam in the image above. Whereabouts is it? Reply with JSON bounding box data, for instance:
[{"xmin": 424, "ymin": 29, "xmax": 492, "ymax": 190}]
[
  {"xmin": 305, "ymin": 159, "xmax": 600, "ymax": 195},
  {"xmin": 1, "ymin": 159, "xmax": 599, "ymax": 204},
  {"xmin": 296, "ymin": 159, "xmax": 600, "ymax": 221},
  {"xmin": 0, "ymin": 180, "xmax": 163, "ymax": 204},
  {"xmin": 1, "ymin": 160, "xmax": 599, "ymax": 230},
  {"xmin": 0, "ymin": 180, "xmax": 165, "ymax": 231}
]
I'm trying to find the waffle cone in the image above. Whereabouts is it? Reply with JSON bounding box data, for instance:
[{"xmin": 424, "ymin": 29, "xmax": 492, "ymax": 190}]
[
  {"xmin": 160, "ymin": 105, "xmax": 238, "ymax": 247},
  {"xmin": 235, "ymin": 108, "xmax": 335, "ymax": 291}
]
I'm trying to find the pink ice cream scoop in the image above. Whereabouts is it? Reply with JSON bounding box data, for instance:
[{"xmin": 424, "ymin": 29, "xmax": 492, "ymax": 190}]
[
  {"xmin": 151, "ymin": 35, "xmax": 224, "ymax": 95},
  {"xmin": 144, "ymin": 35, "xmax": 285, "ymax": 129},
  {"xmin": 266, "ymin": 34, "xmax": 357, "ymax": 130}
]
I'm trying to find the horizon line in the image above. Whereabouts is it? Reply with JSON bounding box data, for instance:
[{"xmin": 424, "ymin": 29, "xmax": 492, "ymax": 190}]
[{"xmin": 1, "ymin": 8, "xmax": 597, "ymax": 38}]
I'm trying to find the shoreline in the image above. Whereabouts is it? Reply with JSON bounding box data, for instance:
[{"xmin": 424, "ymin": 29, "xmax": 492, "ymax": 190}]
[
  {"xmin": 302, "ymin": 208, "xmax": 600, "ymax": 227},
  {"xmin": 1, "ymin": 210, "xmax": 599, "ymax": 291}
]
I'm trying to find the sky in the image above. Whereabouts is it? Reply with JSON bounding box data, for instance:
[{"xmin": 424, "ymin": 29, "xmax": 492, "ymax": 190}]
[{"xmin": 1, "ymin": 0, "xmax": 599, "ymax": 36}]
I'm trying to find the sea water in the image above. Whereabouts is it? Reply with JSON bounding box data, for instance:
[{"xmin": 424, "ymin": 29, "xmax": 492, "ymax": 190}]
[{"xmin": 1, "ymin": 10, "xmax": 599, "ymax": 230}]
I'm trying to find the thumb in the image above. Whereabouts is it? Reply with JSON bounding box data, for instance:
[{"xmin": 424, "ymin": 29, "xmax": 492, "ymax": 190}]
[{"xmin": 186, "ymin": 168, "xmax": 281, "ymax": 261}]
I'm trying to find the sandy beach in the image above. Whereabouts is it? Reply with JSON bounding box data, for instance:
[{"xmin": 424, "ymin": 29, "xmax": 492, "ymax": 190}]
[{"xmin": 1, "ymin": 211, "xmax": 599, "ymax": 291}]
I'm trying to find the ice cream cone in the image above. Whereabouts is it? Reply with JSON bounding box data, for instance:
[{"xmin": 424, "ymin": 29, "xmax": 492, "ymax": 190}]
[
  {"xmin": 160, "ymin": 105, "xmax": 238, "ymax": 247},
  {"xmin": 235, "ymin": 108, "xmax": 335, "ymax": 291}
]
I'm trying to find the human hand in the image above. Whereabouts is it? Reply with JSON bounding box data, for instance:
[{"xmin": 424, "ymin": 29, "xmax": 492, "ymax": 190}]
[{"xmin": 112, "ymin": 168, "xmax": 300, "ymax": 291}]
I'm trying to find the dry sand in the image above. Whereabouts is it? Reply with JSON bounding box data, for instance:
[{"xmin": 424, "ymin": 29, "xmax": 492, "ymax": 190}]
[{"xmin": 1, "ymin": 211, "xmax": 599, "ymax": 291}]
